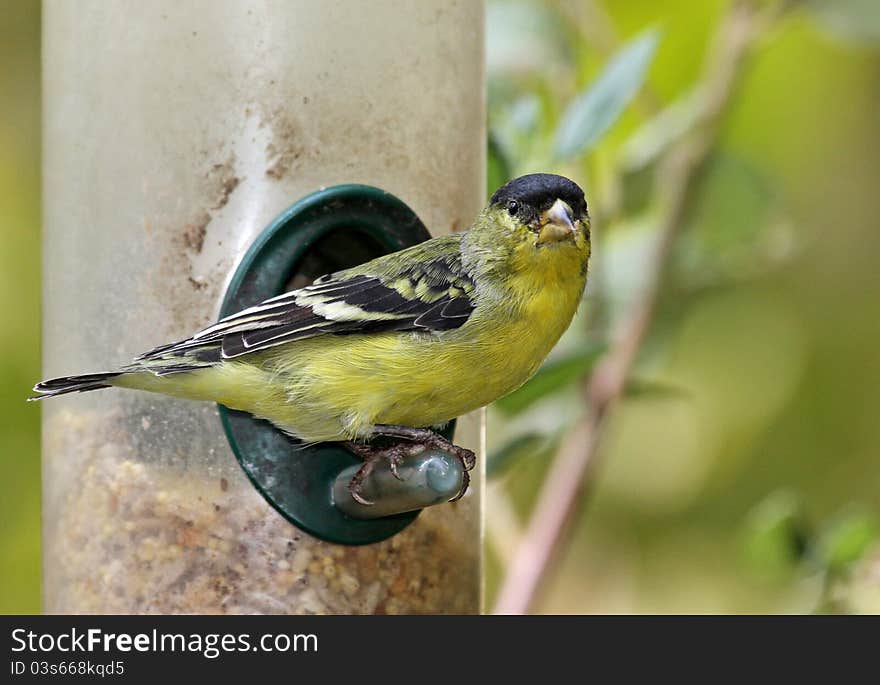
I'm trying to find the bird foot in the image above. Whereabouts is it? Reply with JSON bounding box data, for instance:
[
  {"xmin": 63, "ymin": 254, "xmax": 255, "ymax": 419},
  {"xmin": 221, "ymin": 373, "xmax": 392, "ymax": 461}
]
[{"xmin": 343, "ymin": 440, "xmax": 427, "ymax": 506}]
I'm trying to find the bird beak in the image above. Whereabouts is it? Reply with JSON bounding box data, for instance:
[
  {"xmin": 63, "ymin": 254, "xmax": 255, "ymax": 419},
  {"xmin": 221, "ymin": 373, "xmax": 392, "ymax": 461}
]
[{"xmin": 536, "ymin": 199, "xmax": 577, "ymax": 245}]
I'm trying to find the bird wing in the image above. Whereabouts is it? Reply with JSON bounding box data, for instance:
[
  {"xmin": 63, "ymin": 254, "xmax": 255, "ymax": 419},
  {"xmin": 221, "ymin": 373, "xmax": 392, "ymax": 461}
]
[{"xmin": 138, "ymin": 235, "xmax": 477, "ymax": 363}]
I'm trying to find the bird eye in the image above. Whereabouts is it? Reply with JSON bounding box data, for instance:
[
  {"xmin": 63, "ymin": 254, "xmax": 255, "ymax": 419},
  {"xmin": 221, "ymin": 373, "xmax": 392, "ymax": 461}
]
[{"xmin": 507, "ymin": 200, "xmax": 519, "ymax": 216}]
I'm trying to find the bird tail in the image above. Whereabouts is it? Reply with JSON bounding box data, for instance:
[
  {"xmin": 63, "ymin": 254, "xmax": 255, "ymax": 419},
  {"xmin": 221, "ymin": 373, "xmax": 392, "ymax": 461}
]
[
  {"xmin": 29, "ymin": 340, "xmax": 223, "ymax": 401},
  {"xmin": 29, "ymin": 371, "xmax": 124, "ymax": 400}
]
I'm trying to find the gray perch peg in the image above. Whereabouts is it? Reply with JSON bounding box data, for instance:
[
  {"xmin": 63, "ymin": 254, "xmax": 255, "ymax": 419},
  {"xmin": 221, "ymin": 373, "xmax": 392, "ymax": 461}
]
[{"xmin": 333, "ymin": 449, "xmax": 465, "ymax": 519}]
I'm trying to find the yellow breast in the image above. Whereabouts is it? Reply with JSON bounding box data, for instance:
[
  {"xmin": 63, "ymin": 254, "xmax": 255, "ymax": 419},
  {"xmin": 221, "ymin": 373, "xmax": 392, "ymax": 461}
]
[{"xmin": 269, "ymin": 239, "xmax": 589, "ymax": 439}]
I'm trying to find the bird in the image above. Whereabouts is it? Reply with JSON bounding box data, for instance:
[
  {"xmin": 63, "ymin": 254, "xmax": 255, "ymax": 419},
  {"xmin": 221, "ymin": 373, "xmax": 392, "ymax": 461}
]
[{"xmin": 32, "ymin": 173, "xmax": 591, "ymax": 504}]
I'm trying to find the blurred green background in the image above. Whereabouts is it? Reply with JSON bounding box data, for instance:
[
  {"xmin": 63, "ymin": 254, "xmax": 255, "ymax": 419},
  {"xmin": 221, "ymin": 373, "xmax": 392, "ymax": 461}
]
[
  {"xmin": 2, "ymin": 0, "xmax": 880, "ymax": 613},
  {"xmin": 1, "ymin": 0, "xmax": 41, "ymax": 613}
]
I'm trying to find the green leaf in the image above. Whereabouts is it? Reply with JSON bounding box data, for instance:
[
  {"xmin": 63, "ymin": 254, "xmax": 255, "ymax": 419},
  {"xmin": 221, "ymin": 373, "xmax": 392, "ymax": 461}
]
[
  {"xmin": 741, "ymin": 490, "xmax": 810, "ymax": 576},
  {"xmin": 493, "ymin": 343, "xmax": 606, "ymax": 415},
  {"xmin": 553, "ymin": 29, "xmax": 660, "ymax": 160},
  {"xmin": 487, "ymin": 432, "xmax": 557, "ymax": 479},
  {"xmin": 818, "ymin": 508, "xmax": 880, "ymax": 572}
]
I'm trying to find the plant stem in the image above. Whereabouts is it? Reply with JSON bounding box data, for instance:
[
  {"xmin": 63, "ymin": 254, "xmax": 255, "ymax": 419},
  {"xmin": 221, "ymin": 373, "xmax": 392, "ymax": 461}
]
[{"xmin": 493, "ymin": 0, "xmax": 785, "ymax": 615}]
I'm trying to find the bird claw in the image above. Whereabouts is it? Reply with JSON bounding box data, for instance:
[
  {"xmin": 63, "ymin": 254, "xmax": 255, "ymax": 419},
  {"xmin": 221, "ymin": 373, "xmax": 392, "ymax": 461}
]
[
  {"xmin": 387, "ymin": 449, "xmax": 406, "ymax": 481},
  {"xmin": 343, "ymin": 442, "xmax": 414, "ymax": 505},
  {"xmin": 451, "ymin": 445, "xmax": 476, "ymax": 472},
  {"xmin": 348, "ymin": 484, "xmax": 374, "ymax": 506},
  {"xmin": 345, "ymin": 452, "xmax": 377, "ymax": 506},
  {"xmin": 448, "ymin": 468, "xmax": 470, "ymax": 503}
]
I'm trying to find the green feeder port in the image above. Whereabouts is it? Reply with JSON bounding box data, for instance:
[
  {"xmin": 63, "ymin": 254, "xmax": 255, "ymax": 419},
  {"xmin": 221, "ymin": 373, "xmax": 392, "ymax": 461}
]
[{"xmin": 219, "ymin": 184, "xmax": 458, "ymax": 545}]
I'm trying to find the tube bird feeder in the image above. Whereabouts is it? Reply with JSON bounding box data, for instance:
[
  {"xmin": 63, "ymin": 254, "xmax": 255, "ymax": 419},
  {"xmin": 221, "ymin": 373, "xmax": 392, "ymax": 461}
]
[{"xmin": 42, "ymin": 0, "xmax": 485, "ymax": 614}]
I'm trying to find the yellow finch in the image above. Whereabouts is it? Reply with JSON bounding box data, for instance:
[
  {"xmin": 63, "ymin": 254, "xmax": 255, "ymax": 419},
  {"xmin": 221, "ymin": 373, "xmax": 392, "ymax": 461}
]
[{"xmin": 33, "ymin": 173, "xmax": 591, "ymax": 502}]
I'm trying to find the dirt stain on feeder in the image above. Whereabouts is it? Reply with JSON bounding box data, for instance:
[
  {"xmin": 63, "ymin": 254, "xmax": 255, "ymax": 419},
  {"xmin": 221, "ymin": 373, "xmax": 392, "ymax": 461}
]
[
  {"xmin": 179, "ymin": 155, "xmax": 241, "ymax": 257},
  {"xmin": 141, "ymin": 152, "xmax": 243, "ymax": 338},
  {"xmin": 207, "ymin": 161, "xmax": 241, "ymax": 211},
  {"xmin": 183, "ymin": 211, "xmax": 210, "ymax": 254},
  {"xmin": 266, "ymin": 146, "xmax": 301, "ymax": 180},
  {"xmin": 262, "ymin": 107, "xmax": 308, "ymax": 181}
]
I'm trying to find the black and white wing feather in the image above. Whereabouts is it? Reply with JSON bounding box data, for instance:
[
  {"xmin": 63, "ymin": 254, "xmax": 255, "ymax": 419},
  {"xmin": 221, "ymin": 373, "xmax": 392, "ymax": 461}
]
[{"xmin": 136, "ymin": 236, "xmax": 477, "ymax": 368}]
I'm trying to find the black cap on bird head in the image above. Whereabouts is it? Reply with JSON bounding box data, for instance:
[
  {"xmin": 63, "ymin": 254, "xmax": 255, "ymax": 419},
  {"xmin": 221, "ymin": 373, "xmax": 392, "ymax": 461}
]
[{"xmin": 490, "ymin": 173, "xmax": 588, "ymax": 219}]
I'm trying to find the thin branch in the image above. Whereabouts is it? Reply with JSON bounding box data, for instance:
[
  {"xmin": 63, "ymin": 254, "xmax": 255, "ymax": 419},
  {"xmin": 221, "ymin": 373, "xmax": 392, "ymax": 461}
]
[{"xmin": 493, "ymin": 0, "xmax": 787, "ymax": 615}]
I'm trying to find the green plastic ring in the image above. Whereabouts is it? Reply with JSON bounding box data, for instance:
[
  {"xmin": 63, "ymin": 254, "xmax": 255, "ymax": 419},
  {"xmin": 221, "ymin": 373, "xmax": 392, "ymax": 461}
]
[{"xmin": 217, "ymin": 184, "xmax": 449, "ymax": 545}]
